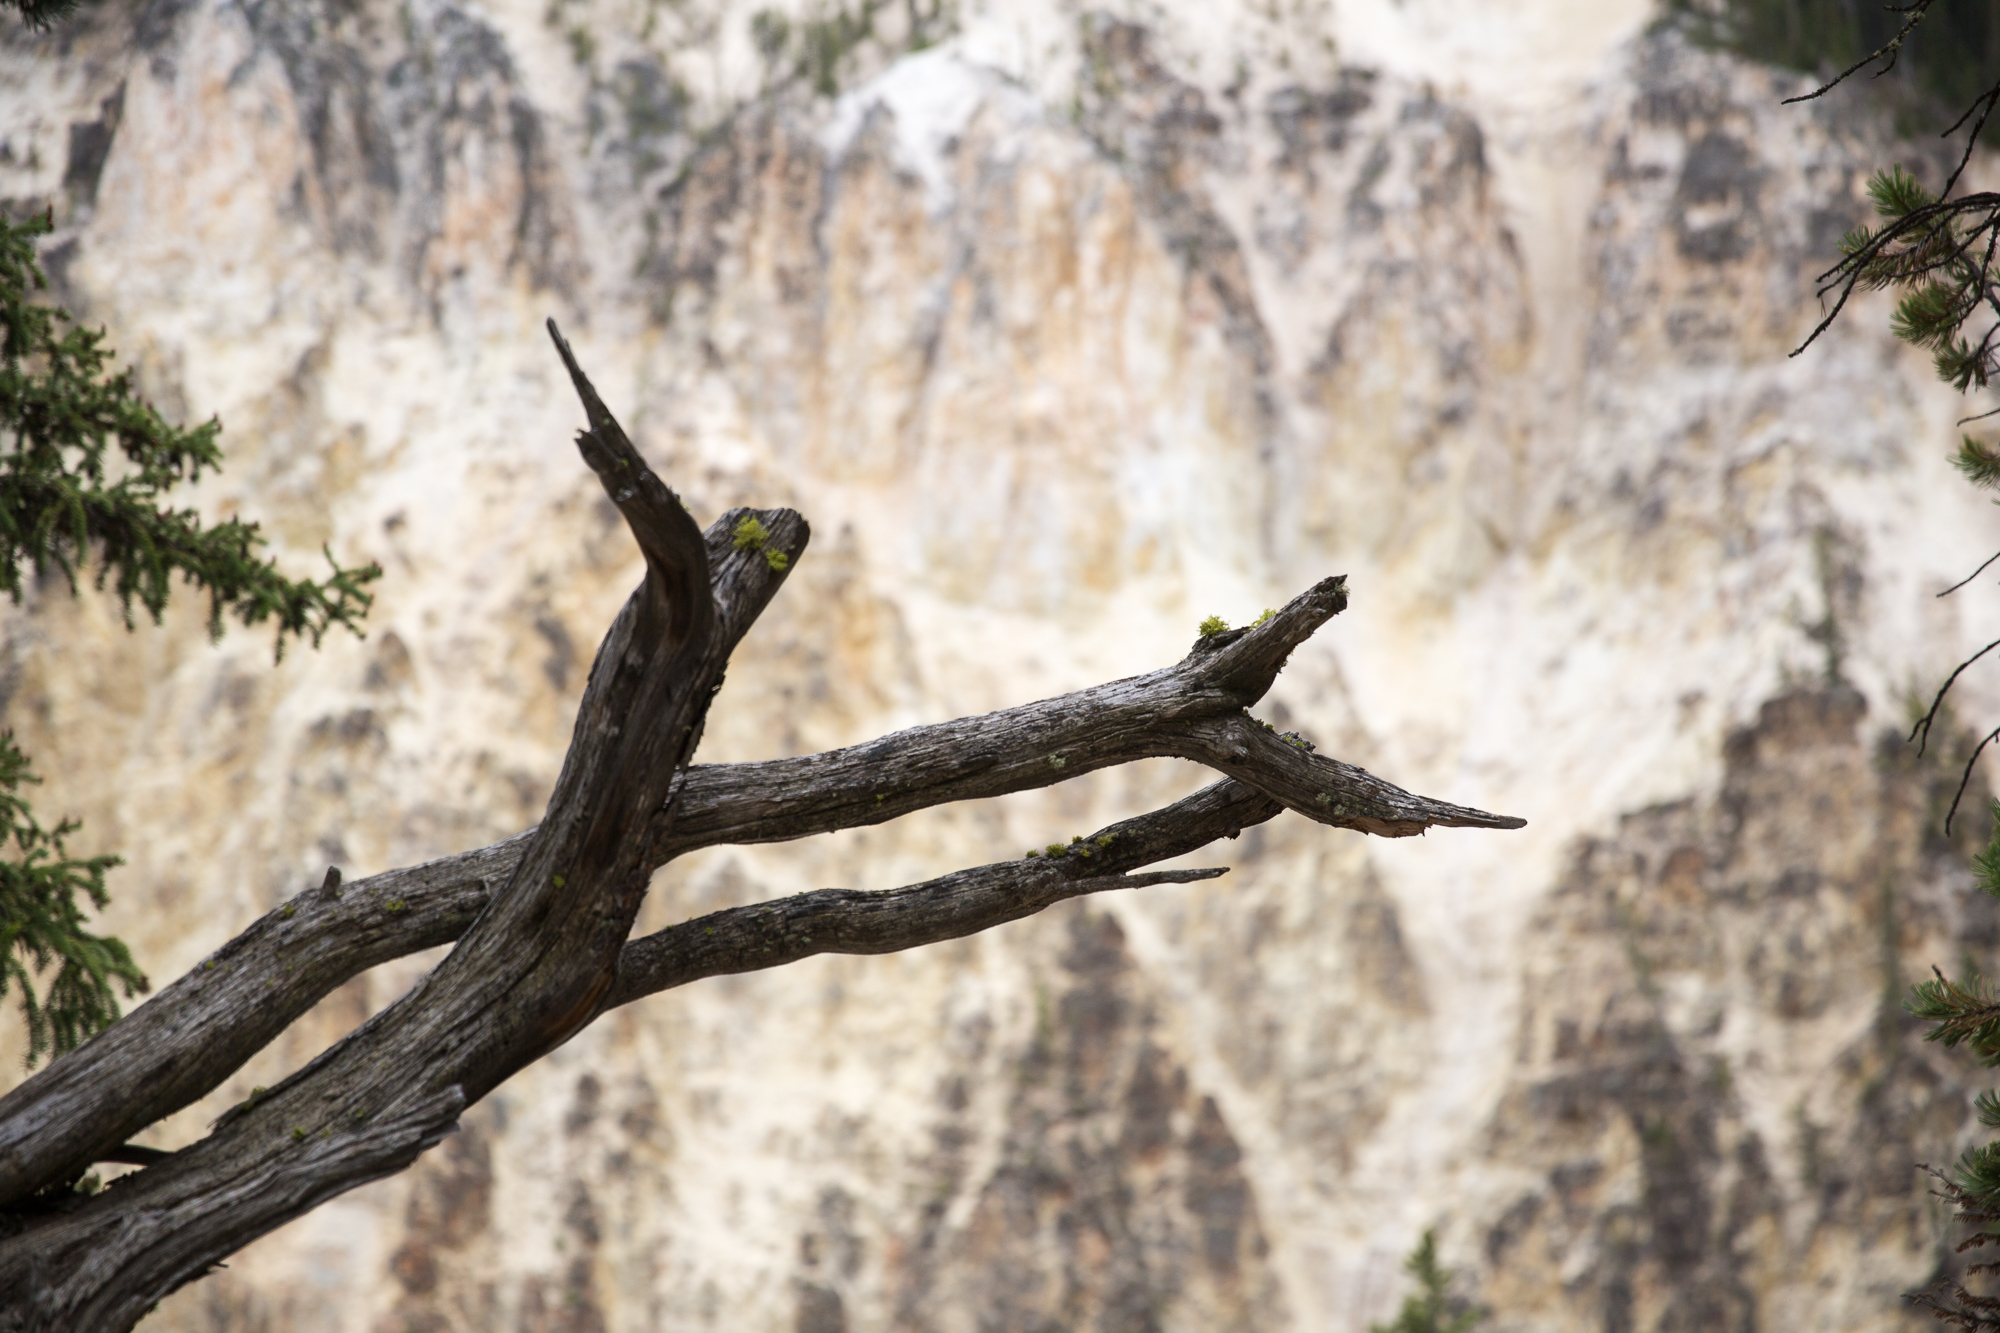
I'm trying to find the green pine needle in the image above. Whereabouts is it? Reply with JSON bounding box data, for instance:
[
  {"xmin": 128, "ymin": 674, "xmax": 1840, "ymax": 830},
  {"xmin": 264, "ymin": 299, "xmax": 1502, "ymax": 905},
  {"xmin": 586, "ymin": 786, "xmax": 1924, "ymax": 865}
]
[
  {"xmin": 1954, "ymin": 441, "xmax": 2000, "ymax": 494},
  {"xmin": 1953, "ymin": 1139, "xmax": 2000, "ymax": 1214},
  {"xmin": 1822, "ymin": 165, "xmax": 2000, "ymax": 392},
  {"xmin": 0, "ymin": 732, "xmax": 144, "ymax": 1066},
  {"xmin": 1869, "ymin": 165, "xmax": 1936, "ymax": 220},
  {"xmin": 1908, "ymin": 970, "xmax": 2000, "ymax": 1066},
  {"xmin": 1911, "ymin": 823, "xmax": 2000, "ymax": 1241},
  {"xmin": 1936, "ymin": 341, "xmax": 1989, "ymax": 393},
  {"xmin": 1369, "ymin": 1231, "xmax": 1482, "ymax": 1333},
  {"xmin": 1890, "ymin": 282, "xmax": 1970, "ymax": 354},
  {"xmin": 3, "ymin": 0, "xmax": 92, "ymax": 31}
]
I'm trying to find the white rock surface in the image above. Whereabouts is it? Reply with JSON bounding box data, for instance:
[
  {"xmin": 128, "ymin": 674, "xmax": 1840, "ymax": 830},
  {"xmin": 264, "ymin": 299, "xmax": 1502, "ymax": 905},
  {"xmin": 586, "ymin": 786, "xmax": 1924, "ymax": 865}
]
[{"xmin": 2, "ymin": 1, "xmax": 1997, "ymax": 1328}]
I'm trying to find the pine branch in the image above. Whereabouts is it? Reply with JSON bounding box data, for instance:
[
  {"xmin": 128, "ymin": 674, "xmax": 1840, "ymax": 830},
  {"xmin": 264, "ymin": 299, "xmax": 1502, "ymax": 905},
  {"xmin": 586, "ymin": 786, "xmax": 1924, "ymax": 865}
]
[
  {"xmin": 1955, "ymin": 437, "xmax": 2000, "ymax": 490},
  {"xmin": 1908, "ymin": 968, "xmax": 2000, "ymax": 1063},
  {"xmin": 1370, "ymin": 1230, "xmax": 1482, "ymax": 1333},
  {"xmin": 1975, "ymin": 809, "xmax": 2000, "ymax": 897},
  {"xmin": 0, "ymin": 212, "xmax": 380, "ymax": 658},
  {"xmin": 0, "ymin": 210, "xmax": 379, "ymax": 1065},
  {"xmin": 0, "ymin": 734, "xmax": 143, "ymax": 1067},
  {"xmin": 1909, "ymin": 1167, "xmax": 2000, "ymax": 1330},
  {"xmin": 0, "ymin": 0, "xmax": 95, "ymax": 31}
]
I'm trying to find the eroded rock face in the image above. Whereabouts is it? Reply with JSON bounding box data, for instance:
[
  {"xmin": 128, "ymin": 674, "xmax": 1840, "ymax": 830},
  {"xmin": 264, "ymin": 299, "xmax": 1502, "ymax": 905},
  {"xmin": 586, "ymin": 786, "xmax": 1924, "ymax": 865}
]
[
  {"xmin": 1485, "ymin": 688, "xmax": 1994, "ymax": 1330},
  {"xmin": 2, "ymin": 1, "xmax": 1997, "ymax": 1328},
  {"xmin": 893, "ymin": 910, "xmax": 1289, "ymax": 1331}
]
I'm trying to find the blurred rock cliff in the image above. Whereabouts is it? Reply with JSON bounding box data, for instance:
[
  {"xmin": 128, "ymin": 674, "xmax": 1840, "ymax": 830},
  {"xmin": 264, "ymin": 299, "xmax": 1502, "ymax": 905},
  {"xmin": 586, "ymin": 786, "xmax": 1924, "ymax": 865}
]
[{"xmin": 5, "ymin": 1, "xmax": 2000, "ymax": 1328}]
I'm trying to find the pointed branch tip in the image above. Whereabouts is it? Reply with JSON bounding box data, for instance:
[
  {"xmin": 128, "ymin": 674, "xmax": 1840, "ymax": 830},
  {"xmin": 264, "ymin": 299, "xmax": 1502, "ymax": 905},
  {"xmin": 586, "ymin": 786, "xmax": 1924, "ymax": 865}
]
[{"xmin": 546, "ymin": 318, "xmax": 610, "ymax": 436}]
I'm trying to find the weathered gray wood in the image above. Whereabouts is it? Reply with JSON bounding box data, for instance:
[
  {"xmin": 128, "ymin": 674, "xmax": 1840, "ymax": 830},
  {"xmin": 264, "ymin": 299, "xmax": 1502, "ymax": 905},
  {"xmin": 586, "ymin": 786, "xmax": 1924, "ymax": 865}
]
[
  {"xmin": 0, "ymin": 495, "xmax": 799, "ymax": 1213},
  {"xmin": 0, "ymin": 329, "xmax": 1525, "ymax": 1324},
  {"xmin": 0, "ymin": 327, "xmax": 789, "ymax": 1328},
  {"xmin": 0, "ymin": 844, "xmax": 510, "ymax": 1218},
  {"xmin": 4, "ymin": 1087, "xmax": 466, "ymax": 1333},
  {"xmin": 610, "ymin": 776, "xmax": 1282, "ymax": 1003},
  {"xmin": 0, "ymin": 574, "xmax": 1518, "ymax": 1217},
  {"xmin": 1164, "ymin": 713, "xmax": 1515, "ymax": 836}
]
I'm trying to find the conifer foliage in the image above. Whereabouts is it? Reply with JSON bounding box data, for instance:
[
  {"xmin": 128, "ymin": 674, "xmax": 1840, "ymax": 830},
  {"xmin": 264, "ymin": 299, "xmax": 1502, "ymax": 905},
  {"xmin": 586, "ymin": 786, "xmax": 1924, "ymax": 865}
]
[
  {"xmin": 0, "ymin": 214, "xmax": 379, "ymax": 650},
  {"xmin": 0, "ymin": 732, "xmax": 130, "ymax": 1068},
  {"xmin": 1908, "ymin": 938, "xmax": 2000, "ymax": 1329},
  {"xmin": 1369, "ymin": 1231, "xmax": 1482, "ymax": 1333},
  {"xmin": 0, "ymin": 0, "xmax": 87, "ymax": 31},
  {"xmin": 1754, "ymin": 1, "xmax": 2000, "ymax": 1323},
  {"xmin": 0, "ymin": 210, "xmax": 379, "ymax": 1064}
]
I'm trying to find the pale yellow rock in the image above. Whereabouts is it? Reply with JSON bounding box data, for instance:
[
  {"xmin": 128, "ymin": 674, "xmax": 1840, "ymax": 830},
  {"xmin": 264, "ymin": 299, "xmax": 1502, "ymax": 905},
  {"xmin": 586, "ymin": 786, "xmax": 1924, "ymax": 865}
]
[{"xmin": 0, "ymin": 1, "xmax": 1994, "ymax": 1328}]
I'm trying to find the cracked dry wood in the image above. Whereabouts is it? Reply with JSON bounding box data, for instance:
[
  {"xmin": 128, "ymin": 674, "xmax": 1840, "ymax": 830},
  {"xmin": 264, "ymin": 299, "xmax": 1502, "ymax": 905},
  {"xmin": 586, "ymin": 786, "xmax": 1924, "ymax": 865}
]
[
  {"xmin": 0, "ymin": 324, "xmax": 743, "ymax": 1329},
  {"xmin": 0, "ymin": 330, "xmax": 1522, "ymax": 1328},
  {"xmin": 609, "ymin": 777, "xmax": 1288, "ymax": 1004}
]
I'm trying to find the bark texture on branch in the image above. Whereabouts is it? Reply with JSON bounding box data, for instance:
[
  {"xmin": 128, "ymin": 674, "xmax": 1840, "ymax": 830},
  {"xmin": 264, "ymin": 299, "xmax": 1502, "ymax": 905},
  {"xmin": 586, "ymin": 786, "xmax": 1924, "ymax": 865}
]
[
  {"xmin": 0, "ymin": 582, "xmax": 1517, "ymax": 1222},
  {"xmin": 0, "ymin": 492, "xmax": 799, "ymax": 1213},
  {"xmin": 0, "ymin": 327, "xmax": 802, "ymax": 1329},
  {"xmin": 0, "ymin": 333, "xmax": 1523, "ymax": 1327},
  {"xmin": 610, "ymin": 776, "xmax": 1284, "ymax": 1004},
  {"xmin": 0, "ymin": 566, "xmax": 1514, "ymax": 1214}
]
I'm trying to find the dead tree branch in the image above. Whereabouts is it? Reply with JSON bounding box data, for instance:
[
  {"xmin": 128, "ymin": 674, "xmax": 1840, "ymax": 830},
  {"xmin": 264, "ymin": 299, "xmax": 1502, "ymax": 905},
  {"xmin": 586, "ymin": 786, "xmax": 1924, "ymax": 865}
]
[
  {"xmin": 0, "ymin": 327, "xmax": 1522, "ymax": 1327},
  {"xmin": 611, "ymin": 776, "xmax": 1282, "ymax": 1002},
  {"xmin": 0, "ymin": 573, "xmax": 1511, "ymax": 1212}
]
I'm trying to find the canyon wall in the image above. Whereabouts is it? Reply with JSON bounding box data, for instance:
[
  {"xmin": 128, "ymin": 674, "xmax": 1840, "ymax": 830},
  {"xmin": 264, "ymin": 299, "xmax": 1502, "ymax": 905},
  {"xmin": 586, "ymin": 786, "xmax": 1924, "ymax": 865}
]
[{"xmin": 4, "ymin": 1, "xmax": 1999, "ymax": 1328}]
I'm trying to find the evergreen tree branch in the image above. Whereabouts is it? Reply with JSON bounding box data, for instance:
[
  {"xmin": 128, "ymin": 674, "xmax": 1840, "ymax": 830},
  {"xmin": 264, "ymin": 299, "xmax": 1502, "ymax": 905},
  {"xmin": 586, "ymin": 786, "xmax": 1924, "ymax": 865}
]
[
  {"xmin": 0, "ymin": 734, "xmax": 142, "ymax": 1067},
  {"xmin": 1775, "ymin": 7, "xmax": 2000, "ymax": 1311},
  {"xmin": 1370, "ymin": 1230, "xmax": 1483, "ymax": 1333},
  {"xmin": 1908, "ymin": 1166, "xmax": 2000, "ymax": 1329},
  {"xmin": 1910, "ymin": 967, "xmax": 2000, "ymax": 1064},
  {"xmin": 1907, "ymin": 636, "xmax": 2000, "ymax": 757},
  {"xmin": 1937, "ymin": 543, "xmax": 2000, "ymax": 597},
  {"xmin": 0, "ymin": 213, "xmax": 380, "ymax": 658},
  {"xmin": 1778, "ymin": 0, "xmax": 1938, "ymax": 106},
  {"xmin": 1953, "ymin": 728, "xmax": 2000, "ymax": 836},
  {"xmin": 0, "ymin": 0, "xmax": 96, "ymax": 31},
  {"xmin": 0, "ymin": 209, "xmax": 379, "ymax": 1065}
]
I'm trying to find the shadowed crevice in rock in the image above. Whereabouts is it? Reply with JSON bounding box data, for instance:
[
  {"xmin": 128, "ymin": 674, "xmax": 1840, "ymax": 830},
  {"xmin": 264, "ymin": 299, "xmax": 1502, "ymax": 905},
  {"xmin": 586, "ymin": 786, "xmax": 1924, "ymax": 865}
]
[
  {"xmin": 795, "ymin": 1280, "xmax": 847, "ymax": 1333},
  {"xmin": 234, "ymin": 0, "xmax": 580, "ymax": 300},
  {"xmin": 62, "ymin": 81, "xmax": 124, "ymax": 210},
  {"xmin": 1073, "ymin": 18, "xmax": 1275, "ymax": 387}
]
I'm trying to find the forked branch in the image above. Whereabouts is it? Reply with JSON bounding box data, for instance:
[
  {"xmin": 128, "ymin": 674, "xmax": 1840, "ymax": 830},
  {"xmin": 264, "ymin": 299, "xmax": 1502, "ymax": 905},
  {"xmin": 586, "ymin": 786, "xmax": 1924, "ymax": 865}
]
[
  {"xmin": 0, "ymin": 566, "xmax": 1515, "ymax": 1211},
  {"xmin": 0, "ymin": 329, "xmax": 1524, "ymax": 1329},
  {"xmin": 612, "ymin": 777, "xmax": 1283, "ymax": 1003},
  {"xmin": 0, "ymin": 327, "xmax": 746, "ymax": 1327}
]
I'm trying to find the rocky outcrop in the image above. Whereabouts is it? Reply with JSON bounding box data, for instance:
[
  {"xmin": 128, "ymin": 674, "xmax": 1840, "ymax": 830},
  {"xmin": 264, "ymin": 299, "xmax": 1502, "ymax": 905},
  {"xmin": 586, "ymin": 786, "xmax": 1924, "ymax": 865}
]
[
  {"xmin": 1485, "ymin": 688, "xmax": 1993, "ymax": 1331},
  {"xmin": 2, "ymin": 1, "xmax": 1997, "ymax": 1328}
]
